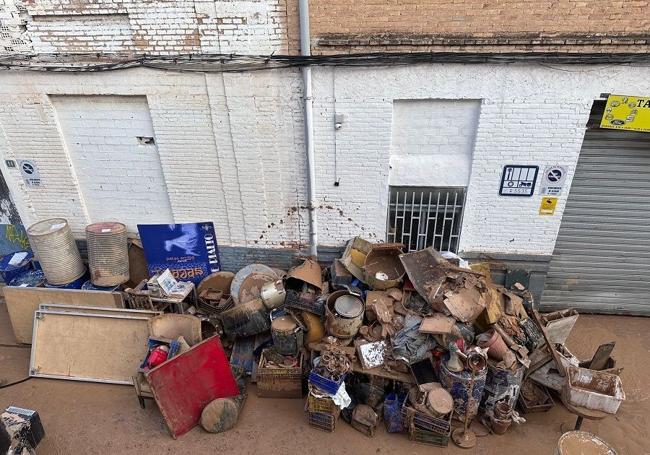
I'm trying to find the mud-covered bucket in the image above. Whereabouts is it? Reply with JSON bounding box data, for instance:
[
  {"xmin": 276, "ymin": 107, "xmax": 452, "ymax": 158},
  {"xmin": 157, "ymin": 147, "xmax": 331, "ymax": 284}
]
[{"xmin": 555, "ymin": 431, "xmax": 617, "ymax": 455}]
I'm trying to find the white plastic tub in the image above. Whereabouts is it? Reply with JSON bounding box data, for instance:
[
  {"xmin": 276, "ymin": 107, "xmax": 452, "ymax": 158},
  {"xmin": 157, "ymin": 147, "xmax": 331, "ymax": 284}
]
[{"xmin": 563, "ymin": 366, "xmax": 625, "ymax": 414}]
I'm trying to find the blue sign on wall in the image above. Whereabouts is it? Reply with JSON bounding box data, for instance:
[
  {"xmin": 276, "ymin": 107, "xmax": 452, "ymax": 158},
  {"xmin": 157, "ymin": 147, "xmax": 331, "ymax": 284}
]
[{"xmin": 137, "ymin": 222, "xmax": 221, "ymax": 284}]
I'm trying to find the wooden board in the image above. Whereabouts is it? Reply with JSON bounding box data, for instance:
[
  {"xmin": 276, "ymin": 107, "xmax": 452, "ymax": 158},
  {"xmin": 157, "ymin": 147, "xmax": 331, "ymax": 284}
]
[
  {"xmin": 146, "ymin": 336, "xmax": 239, "ymax": 439},
  {"xmin": 148, "ymin": 314, "xmax": 202, "ymax": 346},
  {"xmin": 419, "ymin": 313, "xmax": 455, "ymax": 335},
  {"xmin": 3, "ymin": 286, "xmax": 123, "ymax": 344},
  {"xmin": 30, "ymin": 310, "xmax": 150, "ymax": 384}
]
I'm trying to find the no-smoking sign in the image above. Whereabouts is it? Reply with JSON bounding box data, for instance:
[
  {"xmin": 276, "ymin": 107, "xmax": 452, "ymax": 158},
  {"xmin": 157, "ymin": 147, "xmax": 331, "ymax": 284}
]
[{"xmin": 540, "ymin": 165, "xmax": 568, "ymax": 196}]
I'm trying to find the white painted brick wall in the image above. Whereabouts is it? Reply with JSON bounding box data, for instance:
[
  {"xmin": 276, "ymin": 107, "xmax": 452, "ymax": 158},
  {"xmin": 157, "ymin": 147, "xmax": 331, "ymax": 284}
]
[
  {"xmin": 0, "ymin": 68, "xmax": 308, "ymax": 250},
  {"xmin": 312, "ymin": 63, "xmax": 650, "ymax": 256},
  {"xmin": 389, "ymin": 99, "xmax": 480, "ymax": 187},
  {"xmin": 1, "ymin": 63, "xmax": 649, "ymax": 257},
  {"xmin": 0, "ymin": 0, "xmax": 289, "ymax": 55}
]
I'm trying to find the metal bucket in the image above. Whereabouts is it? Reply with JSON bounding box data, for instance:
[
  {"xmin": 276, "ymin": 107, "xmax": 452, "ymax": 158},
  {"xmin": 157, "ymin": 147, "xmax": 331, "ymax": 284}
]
[
  {"xmin": 86, "ymin": 222, "xmax": 129, "ymax": 287},
  {"xmin": 555, "ymin": 431, "xmax": 617, "ymax": 455},
  {"xmin": 271, "ymin": 315, "xmax": 303, "ymax": 355},
  {"xmin": 261, "ymin": 280, "xmax": 286, "ymax": 310},
  {"xmin": 325, "ymin": 291, "xmax": 364, "ymax": 339},
  {"xmin": 438, "ymin": 359, "xmax": 487, "ymax": 420},
  {"xmin": 27, "ymin": 218, "xmax": 85, "ymax": 285}
]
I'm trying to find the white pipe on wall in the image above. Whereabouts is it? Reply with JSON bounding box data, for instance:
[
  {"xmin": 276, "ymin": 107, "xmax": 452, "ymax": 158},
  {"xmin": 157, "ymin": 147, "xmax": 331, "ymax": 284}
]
[{"xmin": 299, "ymin": 0, "xmax": 318, "ymax": 258}]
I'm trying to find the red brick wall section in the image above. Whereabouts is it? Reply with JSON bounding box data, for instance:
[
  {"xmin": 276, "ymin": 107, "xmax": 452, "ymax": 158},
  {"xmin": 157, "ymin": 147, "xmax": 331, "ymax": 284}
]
[{"xmin": 309, "ymin": 0, "xmax": 650, "ymax": 53}]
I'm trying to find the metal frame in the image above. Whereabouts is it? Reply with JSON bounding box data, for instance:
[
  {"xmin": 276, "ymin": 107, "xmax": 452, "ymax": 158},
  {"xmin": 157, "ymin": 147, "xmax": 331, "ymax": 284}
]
[
  {"xmin": 387, "ymin": 186, "xmax": 466, "ymax": 253},
  {"xmin": 36, "ymin": 304, "xmax": 161, "ymax": 318},
  {"xmin": 30, "ymin": 309, "xmax": 151, "ymax": 385}
]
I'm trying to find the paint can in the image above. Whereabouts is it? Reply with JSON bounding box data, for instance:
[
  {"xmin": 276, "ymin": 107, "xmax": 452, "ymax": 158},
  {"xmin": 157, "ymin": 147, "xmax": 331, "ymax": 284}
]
[
  {"xmin": 271, "ymin": 314, "xmax": 303, "ymax": 356},
  {"xmin": 438, "ymin": 357, "xmax": 487, "ymax": 420},
  {"xmin": 325, "ymin": 291, "xmax": 364, "ymax": 339},
  {"xmin": 260, "ymin": 280, "xmax": 286, "ymax": 310}
]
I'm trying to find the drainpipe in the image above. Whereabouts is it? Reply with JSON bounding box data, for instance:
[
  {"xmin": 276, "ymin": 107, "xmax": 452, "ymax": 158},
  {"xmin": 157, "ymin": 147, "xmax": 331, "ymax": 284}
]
[{"xmin": 299, "ymin": 0, "xmax": 318, "ymax": 258}]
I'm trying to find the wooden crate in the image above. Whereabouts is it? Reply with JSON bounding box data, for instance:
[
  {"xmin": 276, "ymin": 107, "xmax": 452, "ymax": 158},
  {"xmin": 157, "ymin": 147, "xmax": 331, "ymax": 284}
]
[{"xmin": 256, "ymin": 349, "xmax": 303, "ymax": 398}]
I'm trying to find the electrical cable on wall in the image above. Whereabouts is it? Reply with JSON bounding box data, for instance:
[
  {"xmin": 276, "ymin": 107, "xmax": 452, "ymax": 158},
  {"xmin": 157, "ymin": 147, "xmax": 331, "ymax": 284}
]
[{"xmin": 0, "ymin": 52, "xmax": 648, "ymax": 73}]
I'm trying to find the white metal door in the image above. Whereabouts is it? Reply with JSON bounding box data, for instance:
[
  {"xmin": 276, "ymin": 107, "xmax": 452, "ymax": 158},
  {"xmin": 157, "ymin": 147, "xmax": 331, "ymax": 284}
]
[{"xmin": 52, "ymin": 95, "xmax": 173, "ymax": 232}]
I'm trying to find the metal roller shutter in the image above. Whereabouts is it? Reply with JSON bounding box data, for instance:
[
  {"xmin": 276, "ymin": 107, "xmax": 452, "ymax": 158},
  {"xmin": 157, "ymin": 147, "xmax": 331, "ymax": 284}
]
[{"xmin": 542, "ymin": 102, "xmax": 650, "ymax": 315}]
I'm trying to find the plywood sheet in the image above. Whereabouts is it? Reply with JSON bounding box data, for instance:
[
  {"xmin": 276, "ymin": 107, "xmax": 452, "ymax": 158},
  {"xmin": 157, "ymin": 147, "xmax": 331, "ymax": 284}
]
[
  {"xmin": 146, "ymin": 336, "xmax": 239, "ymax": 439},
  {"xmin": 3, "ymin": 286, "xmax": 123, "ymax": 344},
  {"xmin": 30, "ymin": 311, "xmax": 150, "ymax": 384}
]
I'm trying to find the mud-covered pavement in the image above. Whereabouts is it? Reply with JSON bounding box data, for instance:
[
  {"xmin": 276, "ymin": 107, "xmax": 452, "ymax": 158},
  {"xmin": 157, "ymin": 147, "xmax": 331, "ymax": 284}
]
[{"xmin": 1, "ymin": 300, "xmax": 648, "ymax": 455}]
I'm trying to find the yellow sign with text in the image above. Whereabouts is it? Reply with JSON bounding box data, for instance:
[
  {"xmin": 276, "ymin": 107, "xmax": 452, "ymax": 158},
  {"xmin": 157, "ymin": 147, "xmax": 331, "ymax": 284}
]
[
  {"xmin": 600, "ymin": 94, "xmax": 650, "ymax": 132},
  {"xmin": 539, "ymin": 197, "xmax": 558, "ymax": 216}
]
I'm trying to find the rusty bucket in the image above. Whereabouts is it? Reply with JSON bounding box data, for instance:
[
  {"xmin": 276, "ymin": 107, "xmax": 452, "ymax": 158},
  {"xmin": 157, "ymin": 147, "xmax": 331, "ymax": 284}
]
[
  {"xmin": 325, "ymin": 290, "xmax": 364, "ymax": 340},
  {"xmin": 271, "ymin": 314, "xmax": 303, "ymax": 356}
]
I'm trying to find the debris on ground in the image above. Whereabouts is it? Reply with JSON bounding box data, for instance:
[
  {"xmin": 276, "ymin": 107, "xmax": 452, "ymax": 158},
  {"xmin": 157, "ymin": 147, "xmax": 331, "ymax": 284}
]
[{"xmin": 0, "ymin": 220, "xmax": 626, "ymax": 447}]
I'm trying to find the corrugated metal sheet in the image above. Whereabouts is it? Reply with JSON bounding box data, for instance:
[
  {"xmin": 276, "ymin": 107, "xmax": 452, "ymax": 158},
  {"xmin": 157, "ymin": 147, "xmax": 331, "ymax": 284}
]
[{"xmin": 542, "ymin": 107, "xmax": 650, "ymax": 315}]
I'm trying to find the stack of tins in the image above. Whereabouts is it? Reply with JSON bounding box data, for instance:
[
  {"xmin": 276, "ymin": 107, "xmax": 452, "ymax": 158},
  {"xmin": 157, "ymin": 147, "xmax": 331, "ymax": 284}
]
[
  {"xmin": 27, "ymin": 218, "xmax": 85, "ymax": 286},
  {"xmin": 85, "ymin": 222, "xmax": 129, "ymax": 287}
]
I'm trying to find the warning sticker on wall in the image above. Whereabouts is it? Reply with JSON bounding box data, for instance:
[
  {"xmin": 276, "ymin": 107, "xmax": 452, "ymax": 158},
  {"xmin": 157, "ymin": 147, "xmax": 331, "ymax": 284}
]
[
  {"xmin": 539, "ymin": 197, "xmax": 558, "ymax": 215},
  {"xmin": 17, "ymin": 159, "xmax": 42, "ymax": 187},
  {"xmin": 601, "ymin": 94, "xmax": 650, "ymax": 132},
  {"xmin": 540, "ymin": 165, "xmax": 568, "ymax": 196}
]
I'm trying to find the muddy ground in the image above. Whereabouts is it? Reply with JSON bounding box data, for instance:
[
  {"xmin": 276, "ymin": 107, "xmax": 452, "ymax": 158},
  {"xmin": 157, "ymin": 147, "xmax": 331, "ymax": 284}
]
[{"xmin": 1, "ymin": 300, "xmax": 648, "ymax": 455}]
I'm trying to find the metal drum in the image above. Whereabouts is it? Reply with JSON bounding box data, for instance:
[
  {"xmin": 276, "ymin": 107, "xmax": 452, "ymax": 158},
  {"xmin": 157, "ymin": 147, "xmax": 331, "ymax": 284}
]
[
  {"xmin": 27, "ymin": 218, "xmax": 85, "ymax": 285},
  {"xmin": 325, "ymin": 291, "xmax": 364, "ymax": 340},
  {"xmin": 271, "ymin": 315, "xmax": 303, "ymax": 356},
  {"xmin": 86, "ymin": 221, "xmax": 129, "ymax": 287}
]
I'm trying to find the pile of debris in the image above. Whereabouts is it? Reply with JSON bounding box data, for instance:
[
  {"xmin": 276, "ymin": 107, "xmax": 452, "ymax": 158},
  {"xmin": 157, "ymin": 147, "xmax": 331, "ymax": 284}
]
[{"xmin": 1, "ymin": 220, "xmax": 626, "ymax": 448}]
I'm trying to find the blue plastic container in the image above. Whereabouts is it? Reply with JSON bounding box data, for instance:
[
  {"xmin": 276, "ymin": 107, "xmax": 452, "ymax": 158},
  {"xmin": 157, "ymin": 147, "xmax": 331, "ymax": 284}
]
[
  {"xmin": 81, "ymin": 280, "xmax": 119, "ymax": 292},
  {"xmin": 0, "ymin": 251, "xmax": 33, "ymax": 284},
  {"xmin": 308, "ymin": 370, "xmax": 346, "ymax": 396},
  {"xmin": 44, "ymin": 269, "xmax": 88, "ymax": 290},
  {"xmin": 8, "ymin": 268, "xmax": 45, "ymax": 287}
]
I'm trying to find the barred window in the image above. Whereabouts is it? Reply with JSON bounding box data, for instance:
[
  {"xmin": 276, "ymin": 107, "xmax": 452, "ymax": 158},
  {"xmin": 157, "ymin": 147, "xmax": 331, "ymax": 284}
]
[{"xmin": 387, "ymin": 187, "xmax": 466, "ymax": 253}]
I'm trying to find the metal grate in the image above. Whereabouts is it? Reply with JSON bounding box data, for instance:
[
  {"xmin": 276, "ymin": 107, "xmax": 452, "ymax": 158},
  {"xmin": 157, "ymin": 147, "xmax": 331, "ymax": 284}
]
[{"xmin": 387, "ymin": 187, "xmax": 465, "ymax": 253}]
